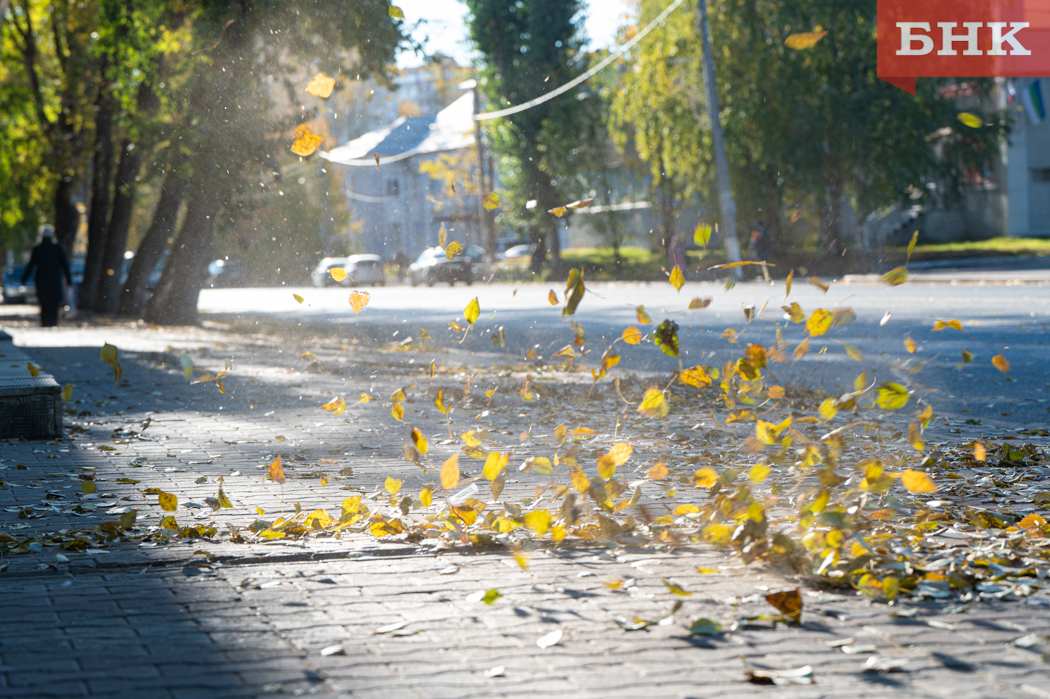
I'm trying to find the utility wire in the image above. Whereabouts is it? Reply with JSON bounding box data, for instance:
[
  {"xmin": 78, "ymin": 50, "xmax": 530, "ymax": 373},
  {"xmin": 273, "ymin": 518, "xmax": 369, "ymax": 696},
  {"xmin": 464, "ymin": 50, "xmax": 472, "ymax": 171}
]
[{"xmin": 474, "ymin": 0, "xmax": 688, "ymax": 121}]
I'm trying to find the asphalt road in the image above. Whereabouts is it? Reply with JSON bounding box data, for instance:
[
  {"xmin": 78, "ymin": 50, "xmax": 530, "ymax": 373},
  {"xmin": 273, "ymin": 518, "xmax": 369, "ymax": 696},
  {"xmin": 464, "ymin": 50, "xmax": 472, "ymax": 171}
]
[{"xmin": 198, "ymin": 274, "xmax": 1050, "ymax": 427}]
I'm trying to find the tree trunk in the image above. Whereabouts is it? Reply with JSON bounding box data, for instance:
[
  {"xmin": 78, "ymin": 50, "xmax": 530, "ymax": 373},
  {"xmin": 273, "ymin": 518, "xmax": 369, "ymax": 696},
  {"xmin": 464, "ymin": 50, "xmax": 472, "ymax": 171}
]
[
  {"xmin": 143, "ymin": 173, "xmax": 220, "ymax": 326},
  {"xmin": 119, "ymin": 154, "xmax": 187, "ymax": 318},
  {"xmin": 95, "ymin": 139, "xmax": 141, "ymax": 313},
  {"xmin": 52, "ymin": 177, "xmax": 79, "ymax": 255},
  {"xmin": 79, "ymin": 79, "xmax": 115, "ymax": 311},
  {"xmin": 821, "ymin": 177, "xmax": 844, "ymax": 256}
]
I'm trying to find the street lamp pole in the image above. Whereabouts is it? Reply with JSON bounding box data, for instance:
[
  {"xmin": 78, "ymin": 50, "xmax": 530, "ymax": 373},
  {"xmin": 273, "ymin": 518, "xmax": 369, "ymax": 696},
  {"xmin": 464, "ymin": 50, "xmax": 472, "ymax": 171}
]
[{"xmin": 696, "ymin": 0, "xmax": 743, "ymax": 278}]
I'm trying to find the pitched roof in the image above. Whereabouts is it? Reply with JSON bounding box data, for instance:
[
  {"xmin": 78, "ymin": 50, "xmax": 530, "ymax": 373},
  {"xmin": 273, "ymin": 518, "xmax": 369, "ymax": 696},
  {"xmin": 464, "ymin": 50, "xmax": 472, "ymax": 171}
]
[{"xmin": 322, "ymin": 91, "xmax": 475, "ymax": 167}]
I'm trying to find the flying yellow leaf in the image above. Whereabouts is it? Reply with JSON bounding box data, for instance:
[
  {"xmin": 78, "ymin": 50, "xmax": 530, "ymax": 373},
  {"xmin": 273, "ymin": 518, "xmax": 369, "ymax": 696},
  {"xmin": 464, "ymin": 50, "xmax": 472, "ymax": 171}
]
[
  {"xmin": 679, "ymin": 366, "xmax": 712, "ymax": 388},
  {"xmin": 100, "ymin": 343, "xmax": 124, "ymax": 384},
  {"xmin": 933, "ymin": 319, "xmax": 963, "ymax": 332},
  {"xmin": 669, "ymin": 265, "xmax": 685, "ymax": 292},
  {"xmin": 445, "ymin": 241, "xmax": 463, "ymax": 260},
  {"xmin": 688, "ymin": 297, "xmax": 712, "ymax": 310},
  {"xmin": 440, "ymin": 454, "xmax": 460, "ymax": 490},
  {"xmin": 637, "ymin": 388, "xmax": 669, "ymax": 418},
  {"xmin": 785, "ymin": 30, "xmax": 828, "ymax": 49},
  {"xmin": 391, "ymin": 403, "xmax": 404, "ymax": 422},
  {"xmin": 957, "ymin": 112, "xmax": 982, "ymax": 129},
  {"xmin": 694, "ymin": 468, "xmax": 718, "ymax": 488},
  {"xmin": 818, "ymin": 397, "xmax": 838, "ymax": 421},
  {"xmin": 992, "ymin": 354, "xmax": 1010, "ymax": 373},
  {"xmin": 694, "ymin": 222, "xmax": 712, "ymax": 248},
  {"xmin": 293, "ymin": 294, "xmax": 304, "ymax": 304},
  {"xmin": 548, "ymin": 206, "xmax": 568, "ymax": 218},
  {"xmin": 793, "ymin": 337, "xmax": 810, "ymax": 361},
  {"xmin": 904, "ymin": 337, "xmax": 917, "ymax": 354},
  {"xmin": 782, "ymin": 302, "xmax": 805, "ymax": 323},
  {"xmin": 158, "ymin": 491, "xmax": 177, "ymax": 512},
  {"xmin": 567, "ymin": 198, "xmax": 594, "ymax": 209},
  {"xmin": 321, "ymin": 396, "xmax": 346, "ymax": 415},
  {"xmin": 636, "ymin": 306, "xmax": 652, "ymax": 324},
  {"xmin": 483, "ymin": 452, "xmax": 509, "ymax": 480},
  {"xmin": 875, "ymin": 382, "xmax": 910, "ymax": 410},
  {"xmin": 268, "ymin": 456, "xmax": 286, "ymax": 484},
  {"xmin": 291, "ymin": 124, "xmax": 324, "ymax": 157},
  {"xmin": 882, "ymin": 266, "xmax": 908, "ymax": 286},
  {"xmin": 750, "ymin": 463, "xmax": 772, "ymax": 483},
  {"xmin": 785, "ymin": 269, "xmax": 794, "ymax": 298},
  {"xmin": 768, "ymin": 385, "xmax": 785, "ymax": 399},
  {"xmin": 305, "ymin": 72, "xmax": 336, "ymax": 99},
  {"xmin": 901, "ymin": 469, "xmax": 936, "ymax": 493},
  {"xmin": 647, "ymin": 462, "xmax": 668, "ymax": 480},
  {"xmin": 389, "ymin": 5, "xmax": 404, "ymax": 18},
  {"xmin": 524, "ymin": 509, "xmax": 550, "ymax": 536},
  {"xmin": 437, "ymin": 222, "xmax": 448, "ymax": 249},
  {"xmin": 548, "ymin": 290, "xmax": 558, "ymax": 305},
  {"xmin": 349, "ymin": 291, "xmax": 370, "ymax": 314},
  {"xmin": 908, "ymin": 422, "xmax": 924, "ymax": 451},
  {"xmin": 482, "ymin": 192, "xmax": 500, "ymax": 210},
  {"xmin": 464, "ymin": 297, "xmax": 480, "ymax": 325},
  {"xmin": 805, "ymin": 309, "xmax": 832, "ymax": 337},
  {"xmin": 808, "ymin": 276, "xmax": 829, "ymax": 293},
  {"xmin": 61, "ymin": 383, "xmax": 73, "ymax": 401},
  {"xmin": 26, "ymin": 363, "xmax": 39, "ymax": 377},
  {"xmin": 622, "ymin": 327, "xmax": 643, "ymax": 345},
  {"xmin": 385, "ymin": 477, "xmax": 403, "ymax": 495},
  {"xmin": 411, "ymin": 427, "xmax": 428, "ymax": 454},
  {"xmin": 974, "ymin": 441, "xmax": 986, "ymax": 461},
  {"xmin": 359, "ymin": 392, "xmax": 372, "ymax": 403},
  {"xmin": 961, "ymin": 349, "xmax": 974, "ymax": 364},
  {"xmin": 597, "ymin": 443, "xmax": 633, "ymax": 479}
]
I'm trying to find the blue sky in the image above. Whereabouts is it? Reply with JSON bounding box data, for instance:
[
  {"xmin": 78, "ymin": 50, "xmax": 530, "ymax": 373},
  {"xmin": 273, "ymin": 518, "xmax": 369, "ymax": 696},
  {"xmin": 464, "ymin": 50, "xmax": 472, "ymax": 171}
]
[{"xmin": 394, "ymin": 0, "xmax": 633, "ymax": 68}]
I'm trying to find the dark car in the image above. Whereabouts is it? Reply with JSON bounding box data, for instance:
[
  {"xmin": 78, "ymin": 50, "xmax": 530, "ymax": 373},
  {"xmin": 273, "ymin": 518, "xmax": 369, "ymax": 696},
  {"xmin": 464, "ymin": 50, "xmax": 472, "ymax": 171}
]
[
  {"xmin": 206, "ymin": 258, "xmax": 247, "ymax": 288},
  {"xmin": 3, "ymin": 265, "xmax": 33, "ymax": 304},
  {"xmin": 408, "ymin": 248, "xmax": 473, "ymax": 287}
]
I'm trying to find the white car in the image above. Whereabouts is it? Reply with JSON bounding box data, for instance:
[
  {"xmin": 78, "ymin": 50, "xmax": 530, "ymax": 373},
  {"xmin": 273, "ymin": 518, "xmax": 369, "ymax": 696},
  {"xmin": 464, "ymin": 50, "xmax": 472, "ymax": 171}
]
[{"xmin": 310, "ymin": 255, "xmax": 385, "ymax": 287}]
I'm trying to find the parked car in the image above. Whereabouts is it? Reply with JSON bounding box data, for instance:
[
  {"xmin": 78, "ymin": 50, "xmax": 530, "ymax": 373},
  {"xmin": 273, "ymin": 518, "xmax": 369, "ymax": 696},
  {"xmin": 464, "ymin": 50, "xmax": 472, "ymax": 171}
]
[
  {"xmin": 3, "ymin": 264, "xmax": 34, "ymax": 304},
  {"xmin": 497, "ymin": 244, "xmax": 531, "ymax": 261},
  {"xmin": 463, "ymin": 245, "xmax": 494, "ymax": 280},
  {"xmin": 310, "ymin": 255, "xmax": 385, "ymax": 287},
  {"xmin": 408, "ymin": 248, "xmax": 472, "ymax": 287},
  {"xmin": 206, "ymin": 258, "xmax": 247, "ymax": 288}
]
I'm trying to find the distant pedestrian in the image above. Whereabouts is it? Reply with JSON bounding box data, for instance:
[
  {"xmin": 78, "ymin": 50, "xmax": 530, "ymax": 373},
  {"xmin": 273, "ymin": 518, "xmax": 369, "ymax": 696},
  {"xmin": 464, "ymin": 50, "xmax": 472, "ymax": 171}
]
[
  {"xmin": 22, "ymin": 225, "xmax": 72, "ymax": 327},
  {"xmin": 669, "ymin": 234, "xmax": 687, "ymax": 273},
  {"xmin": 749, "ymin": 221, "xmax": 771, "ymax": 262},
  {"xmin": 393, "ymin": 249, "xmax": 408, "ymax": 283}
]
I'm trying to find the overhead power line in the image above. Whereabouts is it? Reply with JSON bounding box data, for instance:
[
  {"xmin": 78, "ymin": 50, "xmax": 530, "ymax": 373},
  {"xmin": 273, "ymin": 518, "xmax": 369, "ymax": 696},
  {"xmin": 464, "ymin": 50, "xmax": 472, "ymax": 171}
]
[{"xmin": 474, "ymin": 0, "xmax": 689, "ymax": 121}]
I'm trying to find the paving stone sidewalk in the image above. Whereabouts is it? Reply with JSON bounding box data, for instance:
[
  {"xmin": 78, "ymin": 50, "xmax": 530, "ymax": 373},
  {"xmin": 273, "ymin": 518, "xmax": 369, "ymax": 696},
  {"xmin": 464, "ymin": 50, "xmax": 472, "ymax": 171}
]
[{"xmin": 1, "ymin": 318, "xmax": 1048, "ymax": 699}]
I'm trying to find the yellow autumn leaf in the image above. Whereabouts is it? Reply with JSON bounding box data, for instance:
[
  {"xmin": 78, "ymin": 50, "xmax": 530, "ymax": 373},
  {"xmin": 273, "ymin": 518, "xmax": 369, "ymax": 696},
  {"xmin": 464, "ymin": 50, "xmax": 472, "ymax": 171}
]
[
  {"xmin": 389, "ymin": 5, "xmax": 404, "ymax": 18},
  {"xmin": 844, "ymin": 343, "xmax": 864, "ymax": 361},
  {"xmin": 548, "ymin": 206, "xmax": 568, "ymax": 218},
  {"xmin": 349, "ymin": 291, "xmax": 370, "ymax": 314},
  {"xmin": 973, "ymin": 441, "xmax": 986, "ymax": 461},
  {"xmin": 61, "ymin": 382, "xmax": 73, "ymax": 401},
  {"xmin": 805, "ymin": 309, "xmax": 832, "ymax": 337},
  {"xmin": 268, "ymin": 456, "xmax": 286, "ymax": 484},
  {"xmin": 419, "ymin": 487, "xmax": 433, "ymax": 507},
  {"xmin": 785, "ymin": 30, "xmax": 828, "ymax": 49},
  {"xmin": 548, "ymin": 290, "xmax": 558, "ymax": 305},
  {"xmin": 679, "ymin": 366, "xmax": 712, "ymax": 388},
  {"xmin": 636, "ymin": 306, "xmax": 652, "ymax": 324},
  {"xmin": 673, "ymin": 504, "xmax": 700, "ymax": 517},
  {"xmin": 321, "ymin": 396, "xmax": 346, "ymax": 415},
  {"xmin": 26, "ymin": 363, "xmax": 39, "ymax": 377},
  {"xmin": 768, "ymin": 385, "xmax": 785, "ymax": 399},
  {"xmin": 305, "ymin": 72, "xmax": 336, "ymax": 99},
  {"xmin": 411, "ymin": 427, "xmax": 428, "ymax": 454},
  {"xmin": 158, "ymin": 491, "xmax": 178, "ymax": 512},
  {"xmin": 438, "ymin": 222, "xmax": 448, "ymax": 249},
  {"xmin": 385, "ymin": 477, "xmax": 403, "ymax": 495},
  {"xmin": 482, "ymin": 192, "xmax": 500, "ymax": 210},
  {"xmin": 359, "ymin": 392, "xmax": 373, "ymax": 403},
  {"xmin": 992, "ymin": 354, "xmax": 1011, "ymax": 373},
  {"xmin": 445, "ymin": 241, "xmax": 463, "ymax": 260},
  {"xmin": 904, "ymin": 337, "xmax": 917, "ymax": 354},
  {"xmin": 694, "ymin": 467, "xmax": 718, "ymax": 488},
  {"xmin": 293, "ymin": 294, "xmax": 304, "ymax": 304},
  {"xmin": 291, "ymin": 124, "xmax": 324, "ymax": 157},
  {"xmin": 621, "ymin": 327, "xmax": 643, "ymax": 345},
  {"xmin": 749, "ymin": 463, "xmax": 772, "ymax": 483},
  {"xmin": 647, "ymin": 462, "xmax": 668, "ymax": 480},
  {"xmin": 882, "ymin": 266, "xmax": 908, "ymax": 286},
  {"xmin": 391, "ymin": 403, "xmax": 404, "ymax": 422},
  {"xmin": 524, "ymin": 509, "xmax": 551, "ymax": 536},
  {"xmin": 463, "ymin": 297, "xmax": 480, "ymax": 325},
  {"xmin": 669, "ymin": 265, "xmax": 685, "ymax": 292},
  {"xmin": 597, "ymin": 443, "xmax": 633, "ymax": 479},
  {"xmin": 793, "ymin": 337, "xmax": 810, "ymax": 361},
  {"xmin": 901, "ymin": 469, "xmax": 936, "ymax": 494},
  {"xmin": 694, "ymin": 222, "xmax": 712, "ymax": 248},
  {"xmin": 933, "ymin": 319, "xmax": 963, "ymax": 332},
  {"xmin": 908, "ymin": 422, "xmax": 924, "ymax": 451},
  {"xmin": 875, "ymin": 382, "xmax": 910, "ymax": 410},
  {"xmin": 440, "ymin": 454, "xmax": 460, "ymax": 490},
  {"xmin": 637, "ymin": 388, "xmax": 668, "ymax": 418},
  {"xmin": 818, "ymin": 397, "xmax": 838, "ymax": 422},
  {"xmin": 483, "ymin": 452, "xmax": 509, "ymax": 480},
  {"xmin": 957, "ymin": 112, "xmax": 983, "ymax": 129}
]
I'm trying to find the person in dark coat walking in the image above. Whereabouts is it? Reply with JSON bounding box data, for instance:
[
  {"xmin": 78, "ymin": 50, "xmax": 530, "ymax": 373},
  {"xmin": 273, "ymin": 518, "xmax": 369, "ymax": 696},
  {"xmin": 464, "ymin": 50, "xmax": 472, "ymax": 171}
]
[{"xmin": 22, "ymin": 225, "xmax": 72, "ymax": 327}]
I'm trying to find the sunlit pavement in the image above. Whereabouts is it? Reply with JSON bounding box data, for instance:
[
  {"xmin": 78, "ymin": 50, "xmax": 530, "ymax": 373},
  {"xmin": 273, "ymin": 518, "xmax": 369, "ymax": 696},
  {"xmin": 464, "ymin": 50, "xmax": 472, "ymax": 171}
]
[
  {"xmin": 1, "ymin": 317, "xmax": 1049, "ymax": 698},
  {"xmin": 199, "ymin": 276, "xmax": 1050, "ymax": 426}
]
